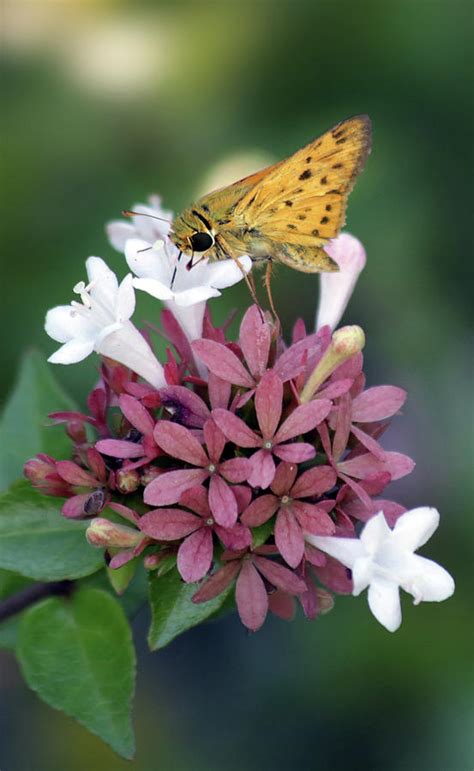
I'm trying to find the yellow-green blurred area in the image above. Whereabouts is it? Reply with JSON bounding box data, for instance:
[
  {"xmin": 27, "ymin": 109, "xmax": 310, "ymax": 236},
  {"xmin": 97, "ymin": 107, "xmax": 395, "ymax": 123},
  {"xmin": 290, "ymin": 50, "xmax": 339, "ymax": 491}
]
[{"xmin": 1, "ymin": 0, "xmax": 473, "ymax": 769}]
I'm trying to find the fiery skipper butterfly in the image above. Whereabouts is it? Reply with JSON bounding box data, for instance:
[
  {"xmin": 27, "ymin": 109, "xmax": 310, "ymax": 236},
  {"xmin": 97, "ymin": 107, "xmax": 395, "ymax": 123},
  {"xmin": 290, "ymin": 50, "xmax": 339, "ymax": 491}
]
[{"xmin": 171, "ymin": 115, "xmax": 371, "ymax": 275}]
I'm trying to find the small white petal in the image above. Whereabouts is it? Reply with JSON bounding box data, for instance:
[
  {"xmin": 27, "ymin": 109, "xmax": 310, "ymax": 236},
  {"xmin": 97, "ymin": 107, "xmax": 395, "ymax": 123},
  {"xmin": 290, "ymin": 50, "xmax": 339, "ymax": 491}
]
[
  {"xmin": 86, "ymin": 256, "xmax": 119, "ymax": 306},
  {"xmin": 400, "ymin": 554, "xmax": 455, "ymax": 604},
  {"xmin": 316, "ymin": 233, "xmax": 366, "ymax": 331},
  {"xmin": 116, "ymin": 274, "xmax": 136, "ymax": 321},
  {"xmin": 172, "ymin": 286, "xmax": 220, "ymax": 307},
  {"xmin": 305, "ymin": 534, "xmax": 364, "ymax": 568},
  {"xmin": 106, "ymin": 221, "xmax": 136, "ymax": 252},
  {"xmin": 164, "ymin": 300, "xmax": 207, "ymax": 342},
  {"xmin": 392, "ymin": 506, "xmax": 440, "ymax": 552},
  {"xmin": 205, "ymin": 256, "xmax": 252, "ymax": 288},
  {"xmin": 98, "ymin": 323, "xmax": 165, "ymax": 389},
  {"xmin": 132, "ymin": 277, "xmax": 174, "ymax": 301},
  {"xmin": 45, "ymin": 305, "xmax": 96, "ymax": 343},
  {"xmin": 367, "ymin": 576, "xmax": 402, "ymax": 632},
  {"xmin": 360, "ymin": 511, "xmax": 392, "ymax": 555},
  {"xmin": 351, "ymin": 556, "xmax": 373, "ymax": 595},
  {"xmin": 125, "ymin": 238, "xmax": 172, "ymax": 283},
  {"xmin": 48, "ymin": 338, "xmax": 95, "ymax": 364}
]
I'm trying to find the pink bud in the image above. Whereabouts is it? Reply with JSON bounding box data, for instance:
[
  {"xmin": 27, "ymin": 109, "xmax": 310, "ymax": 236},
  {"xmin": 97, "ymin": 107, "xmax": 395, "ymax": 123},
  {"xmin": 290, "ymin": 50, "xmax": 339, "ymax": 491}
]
[{"xmin": 86, "ymin": 518, "xmax": 142, "ymax": 548}]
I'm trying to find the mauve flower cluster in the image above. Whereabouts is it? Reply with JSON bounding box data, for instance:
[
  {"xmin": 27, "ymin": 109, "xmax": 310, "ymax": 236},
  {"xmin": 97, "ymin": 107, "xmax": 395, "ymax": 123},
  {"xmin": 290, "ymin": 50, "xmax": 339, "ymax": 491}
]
[{"xmin": 25, "ymin": 302, "xmax": 416, "ymax": 632}]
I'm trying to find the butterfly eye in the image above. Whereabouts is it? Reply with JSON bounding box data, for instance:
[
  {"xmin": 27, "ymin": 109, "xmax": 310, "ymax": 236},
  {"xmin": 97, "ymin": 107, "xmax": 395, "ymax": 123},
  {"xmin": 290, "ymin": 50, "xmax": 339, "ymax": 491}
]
[{"xmin": 190, "ymin": 231, "xmax": 214, "ymax": 253}]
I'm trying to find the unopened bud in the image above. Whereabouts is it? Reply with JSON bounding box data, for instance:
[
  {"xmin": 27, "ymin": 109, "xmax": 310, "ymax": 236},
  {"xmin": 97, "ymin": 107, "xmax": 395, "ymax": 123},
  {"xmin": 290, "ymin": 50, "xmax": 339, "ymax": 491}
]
[
  {"xmin": 300, "ymin": 325, "xmax": 365, "ymax": 403},
  {"xmin": 86, "ymin": 518, "xmax": 142, "ymax": 548},
  {"xmin": 116, "ymin": 468, "xmax": 140, "ymax": 494},
  {"xmin": 66, "ymin": 420, "xmax": 87, "ymax": 444},
  {"xmin": 140, "ymin": 465, "xmax": 163, "ymax": 486},
  {"xmin": 24, "ymin": 455, "xmax": 56, "ymax": 484}
]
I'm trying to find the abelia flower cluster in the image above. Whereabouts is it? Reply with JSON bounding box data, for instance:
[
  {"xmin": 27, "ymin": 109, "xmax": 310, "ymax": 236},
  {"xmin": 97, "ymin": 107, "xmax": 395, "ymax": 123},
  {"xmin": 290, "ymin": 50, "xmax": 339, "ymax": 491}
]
[{"xmin": 24, "ymin": 198, "xmax": 454, "ymax": 633}]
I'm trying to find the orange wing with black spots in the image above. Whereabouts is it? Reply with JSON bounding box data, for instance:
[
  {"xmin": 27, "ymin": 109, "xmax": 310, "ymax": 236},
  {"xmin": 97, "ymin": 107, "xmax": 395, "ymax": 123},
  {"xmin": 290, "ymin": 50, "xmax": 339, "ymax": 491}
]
[{"xmin": 234, "ymin": 115, "xmax": 371, "ymax": 272}]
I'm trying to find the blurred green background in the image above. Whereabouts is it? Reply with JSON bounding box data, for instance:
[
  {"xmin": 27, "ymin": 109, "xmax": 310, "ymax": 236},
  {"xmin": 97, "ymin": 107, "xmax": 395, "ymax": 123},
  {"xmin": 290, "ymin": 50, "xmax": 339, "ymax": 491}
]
[{"xmin": 1, "ymin": 0, "xmax": 473, "ymax": 769}]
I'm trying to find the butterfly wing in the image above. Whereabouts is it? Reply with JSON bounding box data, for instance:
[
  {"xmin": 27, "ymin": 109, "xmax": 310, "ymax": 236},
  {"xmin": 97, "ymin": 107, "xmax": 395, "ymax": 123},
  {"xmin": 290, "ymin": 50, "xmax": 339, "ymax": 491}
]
[{"xmin": 234, "ymin": 115, "xmax": 371, "ymax": 272}]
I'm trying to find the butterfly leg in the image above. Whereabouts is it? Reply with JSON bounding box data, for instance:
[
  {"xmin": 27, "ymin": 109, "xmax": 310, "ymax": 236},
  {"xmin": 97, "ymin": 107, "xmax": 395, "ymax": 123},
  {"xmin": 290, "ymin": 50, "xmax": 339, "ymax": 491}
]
[
  {"xmin": 264, "ymin": 259, "xmax": 281, "ymax": 329},
  {"xmin": 170, "ymin": 250, "xmax": 183, "ymax": 289}
]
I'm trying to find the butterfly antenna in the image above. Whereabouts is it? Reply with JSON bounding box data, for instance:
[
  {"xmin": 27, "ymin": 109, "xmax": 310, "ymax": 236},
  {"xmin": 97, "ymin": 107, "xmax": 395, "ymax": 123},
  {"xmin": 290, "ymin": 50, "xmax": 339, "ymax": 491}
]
[
  {"xmin": 170, "ymin": 250, "xmax": 182, "ymax": 289},
  {"xmin": 122, "ymin": 209, "xmax": 172, "ymax": 224}
]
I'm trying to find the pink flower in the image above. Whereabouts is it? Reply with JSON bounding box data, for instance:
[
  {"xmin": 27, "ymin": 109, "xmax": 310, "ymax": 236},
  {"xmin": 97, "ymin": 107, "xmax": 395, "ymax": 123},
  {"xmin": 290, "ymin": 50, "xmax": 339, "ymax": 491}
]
[
  {"xmin": 241, "ymin": 461, "xmax": 336, "ymax": 568},
  {"xmin": 192, "ymin": 545, "xmax": 306, "ymax": 632},
  {"xmin": 144, "ymin": 419, "xmax": 250, "ymax": 527},
  {"xmin": 140, "ymin": 486, "xmax": 251, "ymax": 582},
  {"xmin": 95, "ymin": 393, "xmax": 160, "ymax": 467},
  {"xmin": 213, "ymin": 370, "xmax": 332, "ymax": 489},
  {"xmin": 24, "ymin": 454, "xmax": 72, "ymax": 498}
]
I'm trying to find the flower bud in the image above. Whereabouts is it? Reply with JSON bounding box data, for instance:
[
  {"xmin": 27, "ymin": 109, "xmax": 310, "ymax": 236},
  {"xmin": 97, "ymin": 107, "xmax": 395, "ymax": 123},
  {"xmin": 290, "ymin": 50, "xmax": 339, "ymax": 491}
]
[
  {"xmin": 66, "ymin": 420, "xmax": 87, "ymax": 444},
  {"xmin": 24, "ymin": 455, "xmax": 56, "ymax": 484},
  {"xmin": 300, "ymin": 325, "xmax": 365, "ymax": 403},
  {"xmin": 115, "ymin": 468, "xmax": 140, "ymax": 494},
  {"xmin": 140, "ymin": 465, "xmax": 163, "ymax": 486},
  {"xmin": 86, "ymin": 518, "xmax": 142, "ymax": 548}
]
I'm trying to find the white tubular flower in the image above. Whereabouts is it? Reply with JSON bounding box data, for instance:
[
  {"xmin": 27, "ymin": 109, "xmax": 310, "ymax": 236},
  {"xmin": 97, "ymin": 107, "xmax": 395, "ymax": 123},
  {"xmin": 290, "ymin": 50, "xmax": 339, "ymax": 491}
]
[
  {"xmin": 306, "ymin": 508, "xmax": 455, "ymax": 632},
  {"xmin": 316, "ymin": 233, "xmax": 366, "ymax": 331},
  {"xmin": 125, "ymin": 238, "xmax": 252, "ymax": 342},
  {"xmin": 106, "ymin": 195, "xmax": 173, "ymax": 252},
  {"xmin": 45, "ymin": 257, "xmax": 165, "ymax": 388}
]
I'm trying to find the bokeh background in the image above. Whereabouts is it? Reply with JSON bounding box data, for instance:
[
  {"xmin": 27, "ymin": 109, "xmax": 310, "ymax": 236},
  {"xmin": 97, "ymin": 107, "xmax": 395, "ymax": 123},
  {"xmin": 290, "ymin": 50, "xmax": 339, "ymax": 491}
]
[{"xmin": 1, "ymin": 1, "xmax": 473, "ymax": 769}]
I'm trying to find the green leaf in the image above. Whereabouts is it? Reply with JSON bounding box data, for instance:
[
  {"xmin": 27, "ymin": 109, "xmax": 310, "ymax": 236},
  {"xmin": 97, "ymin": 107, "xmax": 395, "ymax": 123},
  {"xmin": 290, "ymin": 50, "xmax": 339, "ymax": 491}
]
[
  {"xmin": 17, "ymin": 588, "xmax": 135, "ymax": 759},
  {"xmin": 0, "ymin": 481, "xmax": 103, "ymax": 580},
  {"xmin": 252, "ymin": 518, "xmax": 275, "ymax": 548},
  {"xmin": 0, "ymin": 568, "xmax": 34, "ymax": 649},
  {"xmin": 148, "ymin": 569, "xmax": 232, "ymax": 651},
  {"xmin": 0, "ymin": 350, "xmax": 77, "ymax": 490}
]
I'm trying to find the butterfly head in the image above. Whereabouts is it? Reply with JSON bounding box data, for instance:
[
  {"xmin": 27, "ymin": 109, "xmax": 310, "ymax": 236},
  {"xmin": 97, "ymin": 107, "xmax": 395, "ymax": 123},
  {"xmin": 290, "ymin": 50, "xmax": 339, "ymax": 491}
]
[{"xmin": 170, "ymin": 207, "xmax": 216, "ymax": 259}]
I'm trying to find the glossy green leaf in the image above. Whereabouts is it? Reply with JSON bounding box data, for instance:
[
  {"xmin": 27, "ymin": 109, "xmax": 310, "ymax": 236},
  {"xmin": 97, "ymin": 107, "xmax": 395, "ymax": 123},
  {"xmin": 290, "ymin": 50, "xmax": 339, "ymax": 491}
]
[
  {"xmin": 0, "ymin": 482, "xmax": 103, "ymax": 580},
  {"xmin": 18, "ymin": 588, "xmax": 135, "ymax": 759},
  {"xmin": 148, "ymin": 569, "xmax": 232, "ymax": 651},
  {"xmin": 0, "ymin": 350, "xmax": 77, "ymax": 490},
  {"xmin": 252, "ymin": 518, "xmax": 275, "ymax": 548}
]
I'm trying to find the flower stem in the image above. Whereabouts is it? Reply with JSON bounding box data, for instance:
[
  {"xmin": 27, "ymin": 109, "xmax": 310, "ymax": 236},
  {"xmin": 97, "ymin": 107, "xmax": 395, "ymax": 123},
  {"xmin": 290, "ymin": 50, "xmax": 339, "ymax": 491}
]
[{"xmin": 0, "ymin": 580, "xmax": 75, "ymax": 623}]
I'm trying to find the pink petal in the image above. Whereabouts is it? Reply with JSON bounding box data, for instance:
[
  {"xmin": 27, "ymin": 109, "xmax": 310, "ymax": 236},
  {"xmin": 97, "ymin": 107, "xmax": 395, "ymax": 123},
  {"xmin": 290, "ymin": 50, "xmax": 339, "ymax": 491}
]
[
  {"xmin": 232, "ymin": 484, "xmax": 252, "ymax": 513},
  {"xmin": 108, "ymin": 548, "xmax": 137, "ymax": 570},
  {"xmin": 56, "ymin": 460, "xmax": 101, "ymax": 487},
  {"xmin": 338, "ymin": 472, "xmax": 373, "ymax": 508},
  {"xmin": 219, "ymin": 457, "xmax": 251, "ymax": 483},
  {"xmin": 342, "ymin": 498, "xmax": 406, "ymax": 527},
  {"xmin": 95, "ymin": 439, "xmax": 145, "ymax": 459},
  {"xmin": 208, "ymin": 372, "xmax": 231, "ymax": 410},
  {"xmin": 331, "ymin": 351, "xmax": 363, "ymax": 382},
  {"xmin": 332, "ymin": 393, "xmax": 352, "ymax": 463},
  {"xmin": 350, "ymin": 424, "xmax": 387, "ymax": 460},
  {"xmin": 313, "ymin": 556, "xmax": 353, "ymax": 594},
  {"xmin": 241, "ymin": 494, "xmax": 279, "ymax": 526},
  {"xmin": 160, "ymin": 385, "xmax": 210, "ymax": 428},
  {"xmin": 107, "ymin": 502, "xmax": 141, "ymax": 525},
  {"xmin": 86, "ymin": 448, "xmax": 107, "ymax": 483},
  {"xmin": 304, "ymin": 543, "xmax": 327, "ymax": 567},
  {"xmin": 255, "ymin": 370, "xmax": 283, "ymax": 440},
  {"xmin": 274, "ymin": 332, "xmax": 328, "ymax": 382},
  {"xmin": 291, "ymin": 501, "xmax": 335, "ymax": 536},
  {"xmin": 239, "ymin": 304, "xmax": 272, "ymax": 378},
  {"xmin": 177, "ymin": 527, "xmax": 213, "ymax": 582},
  {"xmin": 275, "ymin": 509, "xmax": 305, "ymax": 568},
  {"xmin": 338, "ymin": 451, "xmax": 415, "ymax": 481},
  {"xmin": 317, "ymin": 379, "xmax": 354, "ymax": 400},
  {"xmin": 203, "ymin": 418, "xmax": 226, "ymax": 463},
  {"xmin": 192, "ymin": 339, "xmax": 254, "ymax": 387},
  {"xmin": 140, "ymin": 508, "xmax": 202, "ymax": 539},
  {"xmin": 274, "ymin": 398, "xmax": 331, "ymax": 443},
  {"xmin": 248, "ymin": 449, "xmax": 276, "ymax": 489},
  {"xmin": 144, "ymin": 468, "xmax": 208, "ymax": 505},
  {"xmin": 212, "ymin": 408, "xmax": 260, "ymax": 448},
  {"xmin": 208, "ymin": 474, "xmax": 238, "ymax": 527},
  {"xmin": 119, "ymin": 394, "xmax": 155, "ymax": 436},
  {"xmin": 273, "ymin": 443, "xmax": 316, "ymax": 463},
  {"xmin": 268, "ymin": 590, "xmax": 296, "ymax": 621},
  {"xmin": 292, "ymin": 318, "xmax": 306, "ymax": 343},
  {"xmin": 179, "ymin": 485, "xmax": 210, "ymax": 517},
  {"xmin": 61, "ymin": 493, "xmax": 92, "ymax": 518},
  {"xmin": 215, "ymin": 522, "xmax": 252, "ymax": 550},
  {"xmin": 270, "ymin": 462, "xmax": 298, "ymax": 496},
  {"xmin": 291, "ymin": 465, "xmax": 337, "ymax": 498},
  {"xmin": 192, "ymin": 560, "xmax": 241, "ymax": 603},
  {"xmin": 351, "ymin": 386, "xmax": 407, "ymax": 422},
  {"xmin": 233, "ymin": 388, "xmax": 255, "ymax": 410},
  {"xmin": 153, "ymin": 421, "xmax": 208, "ymax": 467},
  {"xmin": 254, "ymin": 556, "xmax": 306, "ymax": 595},
  {"xmin": 298, "ymin": 576, "xmax": 319, "ymax": 620},
  {"xmin": 235, "ymin": 560, "xmax": 269, "ymax": 632}
]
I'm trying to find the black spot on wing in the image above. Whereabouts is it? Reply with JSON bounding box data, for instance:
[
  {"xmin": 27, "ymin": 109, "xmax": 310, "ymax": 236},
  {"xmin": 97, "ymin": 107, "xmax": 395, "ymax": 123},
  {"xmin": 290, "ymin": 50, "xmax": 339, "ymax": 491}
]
[{"xmin": 299, "ymin": 169, "xmax": 312, "ymax": 181}]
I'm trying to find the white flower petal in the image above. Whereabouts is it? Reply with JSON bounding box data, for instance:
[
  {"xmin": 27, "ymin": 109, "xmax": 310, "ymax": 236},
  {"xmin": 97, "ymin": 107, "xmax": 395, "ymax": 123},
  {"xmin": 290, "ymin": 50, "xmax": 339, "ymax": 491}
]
[
  {"xmin": 360, "ymin": 511, "xmax": 392, "ymax": 554},
  {"xmin": 45, "ymin": 305, "xmax": 97, "ymax": 343},
  {"xmin": 316, "ymin": 233, "xmax": 366, "ymax": 331},
  {"xmin": 351, "ymin": 556, "xmax": 373, "ymax": 595},
  {"xmin": 172, "ymin": 286, "xmax": 220, "ymax": 307},
  {"xmin": 125, "ymin": 238, "xmax": 172, "ymax": 283},
  {"xmin": 164, "ymin": 300, "xmax": 207, "ymax": 343},
  {"xmin": 367, "ymin": 576, "xmax": 402, "ymax": 632},
  {"xmin": 392, "ymin": 506, "xmax": 440, "ymax": 552},
  {"xmin": 98, "ymin": 322, "xmax": 165, "ymax": 389},
  {"xmin": 116, "ymin": 274, "xmax": 136, "ymax": 321},
  {"xmin": 106, "ymin": 221, "xmax": 136, "ymax": 252},
  {"xmin": 204, "ymin": 256, "xmax": 252, "ymax": 288},
  {"xmin": 48, "ymin": 338, "xmax": 95, "ymax": 364},
  {"xmin": 86, "ymin": 256, "xmax": 119, "ymax": 306},
  {"xmin": 400, "ymin": 554, "xmax": 455, "ymax": 604},
  {"xmin": 305, "ymin": 534, "xmax": 364, "ymax": 568},
  {"xmin": 132, "ymin": 277, "xmax": 174, "ymax": 301}
]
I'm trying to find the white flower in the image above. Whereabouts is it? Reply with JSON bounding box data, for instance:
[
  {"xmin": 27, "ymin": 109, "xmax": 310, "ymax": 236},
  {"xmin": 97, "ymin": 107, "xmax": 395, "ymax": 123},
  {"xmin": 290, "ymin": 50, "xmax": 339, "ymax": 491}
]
[
  {"xmin": 45, "ymin": 256, "xmax": 165, "ymax": 389},
  {"xmin": 306, "ymin": 508, "xmax": 455, "ymax": 632},
  {"xmin": 316, "ymin": 233, "xmax": 366, "ymax": 331},
  {"xmin": 125, "ymin": 237, "xmax": 252, "ymax": 342},
  {"xmin": 106, "ymin": 195, "xmax": 173, "ymax": 252}
]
